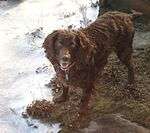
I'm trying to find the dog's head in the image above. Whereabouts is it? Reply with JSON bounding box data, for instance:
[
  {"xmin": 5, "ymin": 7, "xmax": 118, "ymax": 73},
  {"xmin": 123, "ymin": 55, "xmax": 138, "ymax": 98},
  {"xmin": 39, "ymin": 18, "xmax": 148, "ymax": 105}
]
[{"xmin": 43, "ymin": 30, "xmax": 96, "ymax": 71}]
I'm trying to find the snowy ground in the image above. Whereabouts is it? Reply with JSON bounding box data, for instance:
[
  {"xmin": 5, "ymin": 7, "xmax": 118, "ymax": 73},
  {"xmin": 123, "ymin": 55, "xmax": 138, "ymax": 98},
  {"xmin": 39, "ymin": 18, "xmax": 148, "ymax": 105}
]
[{"xmin": 0, "ymin": 0, "xmax": 98, "ymax": 133}]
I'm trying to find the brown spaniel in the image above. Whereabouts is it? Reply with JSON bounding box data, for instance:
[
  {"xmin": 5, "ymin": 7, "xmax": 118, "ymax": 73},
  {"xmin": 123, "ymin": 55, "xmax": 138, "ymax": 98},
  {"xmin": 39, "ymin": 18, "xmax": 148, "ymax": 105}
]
[{"xmin": 43, "ymin": 11, "xmax": 141, "ymax": 114}]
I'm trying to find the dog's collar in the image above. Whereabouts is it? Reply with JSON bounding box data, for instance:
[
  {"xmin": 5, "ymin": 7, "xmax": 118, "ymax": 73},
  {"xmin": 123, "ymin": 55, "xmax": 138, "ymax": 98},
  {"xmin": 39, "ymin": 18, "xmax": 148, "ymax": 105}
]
[
  {"xmin": 60, "ymin": 62, "xmax": 76, "ymax": 81},
  {"xmin": 60, "ymin": 62, "xmax": 76, "ymax": 71}
]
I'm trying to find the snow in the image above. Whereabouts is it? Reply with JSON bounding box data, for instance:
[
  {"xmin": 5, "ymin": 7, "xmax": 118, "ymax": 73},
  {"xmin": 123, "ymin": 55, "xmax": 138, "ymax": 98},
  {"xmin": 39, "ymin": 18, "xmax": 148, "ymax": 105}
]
[{"xmin": 0, "ymin": 0, "xmax": 98, "ymax": 132}]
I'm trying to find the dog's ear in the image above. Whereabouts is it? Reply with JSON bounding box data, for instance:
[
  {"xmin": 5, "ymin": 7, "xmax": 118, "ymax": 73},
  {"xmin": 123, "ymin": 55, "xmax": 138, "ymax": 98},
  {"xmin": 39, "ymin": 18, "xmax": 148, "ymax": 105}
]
[
  {"xmin": 43, "ymin": 30, "xmax": 58, "ymax": 58},
  {"xmin": 75, "ymin": 32, "xmax": 96, "ymax": 65}
]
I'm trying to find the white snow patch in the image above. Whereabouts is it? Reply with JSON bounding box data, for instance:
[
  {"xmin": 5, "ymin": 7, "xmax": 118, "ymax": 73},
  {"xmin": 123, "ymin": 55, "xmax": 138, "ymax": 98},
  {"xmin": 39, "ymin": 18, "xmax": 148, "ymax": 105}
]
[{"xmin": 0, "ymin": 0, "xmax": 98, "ymax": 132}]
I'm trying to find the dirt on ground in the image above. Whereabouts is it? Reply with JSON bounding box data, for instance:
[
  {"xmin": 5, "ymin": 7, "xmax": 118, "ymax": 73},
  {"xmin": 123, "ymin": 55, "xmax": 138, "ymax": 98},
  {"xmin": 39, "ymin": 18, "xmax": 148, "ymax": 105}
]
[{"xmin": 25, "ymin": 25, "xmax": 150, "ymax": 132}]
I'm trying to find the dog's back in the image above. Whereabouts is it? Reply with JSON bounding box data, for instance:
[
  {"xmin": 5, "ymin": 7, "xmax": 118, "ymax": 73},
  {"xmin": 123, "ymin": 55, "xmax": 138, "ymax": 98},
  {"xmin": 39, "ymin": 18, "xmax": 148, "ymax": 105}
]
[
  {"xmin": 83, "ymin": 11, "xmax": 136, "ymax": 49},
  {"xmin": 81, "ymin": 11, "xmax": 138, "ymax": 83}
]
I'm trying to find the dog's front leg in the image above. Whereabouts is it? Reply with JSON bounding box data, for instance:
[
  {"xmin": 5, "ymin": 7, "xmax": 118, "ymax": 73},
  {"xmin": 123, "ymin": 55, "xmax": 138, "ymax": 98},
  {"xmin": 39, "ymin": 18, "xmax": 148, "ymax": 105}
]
[
  {"xmin": 54, "ymin": 85, "xmax": 69, "ymax": 103},
  {"xmin": 80, "ymin": 81, "xmax": 94, "ymax": 115}
]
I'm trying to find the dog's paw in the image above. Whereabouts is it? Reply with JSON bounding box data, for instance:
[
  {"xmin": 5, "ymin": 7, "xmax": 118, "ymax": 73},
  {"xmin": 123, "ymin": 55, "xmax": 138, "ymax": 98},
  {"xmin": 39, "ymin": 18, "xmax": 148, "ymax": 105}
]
[{"xmin": 53, "ymin": 95, "xmax": 68, "ymax": 103}]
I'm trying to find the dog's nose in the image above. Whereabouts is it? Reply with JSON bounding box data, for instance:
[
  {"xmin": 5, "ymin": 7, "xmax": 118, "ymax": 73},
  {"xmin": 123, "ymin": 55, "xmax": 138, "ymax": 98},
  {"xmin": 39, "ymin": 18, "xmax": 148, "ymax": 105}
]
[
  {"xmin": 62, "ymin": 56, "xmax": 70, "ymax": 62},
  {"xmin": 59, "ymin": 48, "xmax": 71, "ymax": 63},
  {"xmin": 60, "ymin": 55, "xmax": 71, "ymax": 69}
]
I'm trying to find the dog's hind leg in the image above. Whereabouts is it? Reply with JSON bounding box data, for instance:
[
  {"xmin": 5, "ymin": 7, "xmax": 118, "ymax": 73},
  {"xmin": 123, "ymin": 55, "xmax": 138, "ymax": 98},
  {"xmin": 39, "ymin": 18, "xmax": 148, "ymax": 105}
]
[
  {"xmin": 115, "ymin": 40, "xmax": 144, "ymax": 99},
  {"xmin": 115, "ymin": 40, "xmax": 135, "ymax": 84}
]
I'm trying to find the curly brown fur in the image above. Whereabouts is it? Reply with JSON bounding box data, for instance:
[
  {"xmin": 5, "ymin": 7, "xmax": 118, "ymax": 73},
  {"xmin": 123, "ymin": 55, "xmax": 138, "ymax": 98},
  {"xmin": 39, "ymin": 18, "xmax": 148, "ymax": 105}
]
[{"xmin": 43, "ymin": 11, "xmax": 138, "ymax": 115}]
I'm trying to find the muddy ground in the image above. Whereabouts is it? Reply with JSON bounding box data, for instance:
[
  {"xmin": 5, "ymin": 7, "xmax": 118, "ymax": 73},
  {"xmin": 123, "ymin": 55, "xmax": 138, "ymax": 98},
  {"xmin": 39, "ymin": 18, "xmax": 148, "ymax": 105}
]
[{"xmin": 25, "ymin": 25, "xmax": 150, "ymax": 133}]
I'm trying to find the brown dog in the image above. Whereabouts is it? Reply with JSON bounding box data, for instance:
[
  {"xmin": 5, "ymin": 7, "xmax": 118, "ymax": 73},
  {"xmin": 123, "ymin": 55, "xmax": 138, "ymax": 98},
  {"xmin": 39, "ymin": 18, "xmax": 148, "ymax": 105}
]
[{"xmin": 43, "ymin": 11, "xmax": 141, "ymax": 114}]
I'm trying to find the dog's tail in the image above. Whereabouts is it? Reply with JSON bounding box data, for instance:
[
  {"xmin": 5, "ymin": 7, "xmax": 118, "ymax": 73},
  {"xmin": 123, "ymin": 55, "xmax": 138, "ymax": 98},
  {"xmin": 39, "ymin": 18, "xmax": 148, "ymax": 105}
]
[{"xmin": 130, "ymin": 10, "xmax": 143, "ymax": 20}]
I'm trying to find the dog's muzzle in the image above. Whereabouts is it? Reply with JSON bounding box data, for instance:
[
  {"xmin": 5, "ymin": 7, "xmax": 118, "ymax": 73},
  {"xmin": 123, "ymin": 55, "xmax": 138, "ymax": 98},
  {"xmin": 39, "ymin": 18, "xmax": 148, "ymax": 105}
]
[{"xmin": 60, "ymin": 60, "xmax": 75, "ymax": 71}]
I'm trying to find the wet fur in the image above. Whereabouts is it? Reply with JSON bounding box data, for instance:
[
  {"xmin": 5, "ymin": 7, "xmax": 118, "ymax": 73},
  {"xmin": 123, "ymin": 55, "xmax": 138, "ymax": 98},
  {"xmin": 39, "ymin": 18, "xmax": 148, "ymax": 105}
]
[{"xmin": 43, "ymin": 11, "xmax": 138, "ymax": 113}]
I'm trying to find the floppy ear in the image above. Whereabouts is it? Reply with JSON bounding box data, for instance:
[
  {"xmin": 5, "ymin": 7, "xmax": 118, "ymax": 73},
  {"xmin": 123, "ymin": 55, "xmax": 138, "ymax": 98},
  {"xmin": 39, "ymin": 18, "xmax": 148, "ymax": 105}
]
[
  {"xmin": 75, "ymin": 31, "xmax": 96, "ymax": 65},
  {"xmin": 43, "ymin": 30, "xmax": 61, "ymax": 72},
  {"xmin": 42, "ymin": 30, "xmax": 58, "ymax": 59}
]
